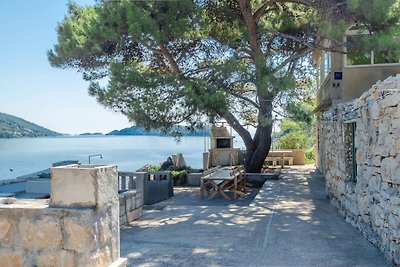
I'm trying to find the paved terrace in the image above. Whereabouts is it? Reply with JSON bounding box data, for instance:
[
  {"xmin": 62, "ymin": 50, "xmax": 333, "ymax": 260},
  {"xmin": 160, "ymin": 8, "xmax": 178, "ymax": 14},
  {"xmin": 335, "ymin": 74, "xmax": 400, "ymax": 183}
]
[{"xmin": 120, "ymin": 166, "xmax": 388, "ymax": 266}]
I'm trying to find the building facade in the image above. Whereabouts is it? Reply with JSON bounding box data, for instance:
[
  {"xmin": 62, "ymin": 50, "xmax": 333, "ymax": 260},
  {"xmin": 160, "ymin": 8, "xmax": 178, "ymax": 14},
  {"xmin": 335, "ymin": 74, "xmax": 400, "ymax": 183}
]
[{"xmin": 314, "ymin": 27, "xmax": 400, "ymax": 265}]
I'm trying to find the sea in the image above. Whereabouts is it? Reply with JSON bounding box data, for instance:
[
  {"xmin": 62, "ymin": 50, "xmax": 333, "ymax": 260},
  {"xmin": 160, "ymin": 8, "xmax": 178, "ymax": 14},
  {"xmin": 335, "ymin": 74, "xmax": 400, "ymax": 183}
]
[{"xmin": 0, "ymin": 135, "xmax": 245, "ymax": 181}]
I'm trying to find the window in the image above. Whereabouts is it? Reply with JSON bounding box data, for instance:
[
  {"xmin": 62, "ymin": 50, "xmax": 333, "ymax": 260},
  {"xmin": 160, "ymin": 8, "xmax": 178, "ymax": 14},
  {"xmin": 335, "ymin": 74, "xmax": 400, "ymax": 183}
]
[
  {"xmin": 344, "ymin": 122, "xmax": 357, "ymax": 182},
  {"xmin": 317, "ymin": 51, "xmax": 331, "ymax": 88},
  {"xmin": 346, "ymin": 30, "xmax": 399, "ymax": 66}
]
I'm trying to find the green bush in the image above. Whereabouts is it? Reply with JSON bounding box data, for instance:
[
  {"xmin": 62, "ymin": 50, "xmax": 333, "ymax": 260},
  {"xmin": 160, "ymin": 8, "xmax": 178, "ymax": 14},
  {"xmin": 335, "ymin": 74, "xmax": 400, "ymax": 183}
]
[
  {"xmin": 150, "ymin": 165, "xmax": 160, "ymax": 171},
  {"xmin": 276, "ymin": 119, "xmax": 315, "ymax": 150},
  {"xmin": 305, "ymin": 149, "xmax": 315, "ymax": 164},
  {"xmin": 171, "ymin": 169, "xmax": 188, "ymax": 186}
]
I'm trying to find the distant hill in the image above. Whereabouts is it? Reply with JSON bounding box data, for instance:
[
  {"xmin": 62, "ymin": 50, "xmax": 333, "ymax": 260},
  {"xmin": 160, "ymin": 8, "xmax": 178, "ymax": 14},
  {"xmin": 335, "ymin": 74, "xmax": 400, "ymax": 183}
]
[
  {"xmin": 0, "ymin": 112, "xmax": 61, "ymax": 138},
  {"xmin": 107, "ymin": 125, "xmax": 210, "ymax": 137},
  {"xmin": 79, "ymin": 132, "xmax": 103, "ymax": 136}
]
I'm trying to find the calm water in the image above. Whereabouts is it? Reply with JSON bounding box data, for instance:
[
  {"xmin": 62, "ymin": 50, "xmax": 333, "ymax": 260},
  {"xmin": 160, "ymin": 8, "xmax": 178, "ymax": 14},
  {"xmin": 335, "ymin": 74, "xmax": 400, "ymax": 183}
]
[{"xmin": 0, "ymin": 135, "xmax": 217, "ymax": 181}]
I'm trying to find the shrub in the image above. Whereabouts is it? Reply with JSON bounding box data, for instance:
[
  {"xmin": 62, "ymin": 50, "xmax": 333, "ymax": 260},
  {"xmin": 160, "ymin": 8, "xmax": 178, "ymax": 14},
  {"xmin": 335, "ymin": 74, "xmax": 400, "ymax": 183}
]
[{"xmin": 305, "ymin": 149, "xmax": 315, "ymax": 164}]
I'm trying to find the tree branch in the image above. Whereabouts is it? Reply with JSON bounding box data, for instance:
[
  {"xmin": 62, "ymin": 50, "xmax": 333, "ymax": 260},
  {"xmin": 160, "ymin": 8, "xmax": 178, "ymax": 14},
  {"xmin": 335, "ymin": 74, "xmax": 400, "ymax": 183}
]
[
  {"xmin": 274, "ymin": 47, "xmax": 313, "ymax": 71},
  {"xmin": 176, "ymin": 39, "xmax": 200, "ymax": 62},
  {"xmin": 236, "ymin": 0, "xmax": 263, "ymax": 58},
  {"xmin": 159, "ymin": 42, "xmax": 181, "ymax": 75},
  {"xmin": 230, "ymin": 91, "xmax": 260, "ymax": 109},
  {"xmin": 223, "ymin": 110, "xmax": 253, "ymax": 148},
  {"xmin": 253, "ymin": 0, "xmax": 315, "ymax": 22},
  {"xmin": 253, "ymin": 0, "xmax": 279, "ymax": 22}
]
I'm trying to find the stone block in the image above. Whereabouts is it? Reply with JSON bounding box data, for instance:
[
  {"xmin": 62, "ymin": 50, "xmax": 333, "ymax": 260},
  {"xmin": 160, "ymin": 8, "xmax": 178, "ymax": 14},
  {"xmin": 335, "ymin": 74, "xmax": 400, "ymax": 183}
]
[
  {"xmin": 368, "ymin": 175, "xmax": 381, "ymax": 192},
  {"xmin": 370, "ymin": 101, "xmax": 381, "ymax": 120},
  {"xmin": 391, "ymin": 197, "xmax": 400, "ymax": 206},
  {"xmin": 126, "ymin": 209, "xmax": 139, "ymax": 222},
  {"xmin": 76, "ymin": 248, "xmax": 111, "ymax": 267},
  {"xmin": 380, "ymin": 92, "xmax": 400, "ymax": 108},
  {"xmin": 19, "ymin": 215, "xmax": 62, "ymax": 250},
  {"xmin": 63, "ymin": 217, "xmax": 98, "ymax": 253},
  {"xmin": 381, "ymin": 157, "xmax": 400, "ymax": 184},
  {"xmin": 50, "ymin": 164, "xmax": 118, "ymax": 208},
  {"xmin": 126, "ymin": 196, "xmax": 135, "ymax": 212},
  {"xmin": 36, "ymin": 250, "xmax": 75, "ymax": 267},
  {"xmin": 388, "ymin": 214, "xmax": 400, "ymax": 230},
  {"xmin": 372, "ymin": 156, "xmax": 382, "ymax": 167},
  {"xmin": 96, "ymin": 165, "xmax": 119, "ymax": 207},
  {"xmin": 98, "ymin": 213, "xmax": 112, "ymax": 247},
  {"xmin": 0, "ymin": 250, "xmax": 22, "ymax": 267},
  {"xmin": 109, "ymin": 202, "xmax": 120, "ymax": 262},
  {"xmin": 136, "ymin": 197, "xmax": 143, "ymax": 208},
  {"xmin": 0, "ymin": 218, "xmax": 11, "ymax": 241}
]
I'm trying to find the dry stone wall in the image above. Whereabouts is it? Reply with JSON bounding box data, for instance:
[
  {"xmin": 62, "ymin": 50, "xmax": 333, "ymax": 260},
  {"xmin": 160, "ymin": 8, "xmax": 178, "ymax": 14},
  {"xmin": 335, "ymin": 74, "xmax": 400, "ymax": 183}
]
[
  {"xmin": 119, "ymin": 190, "xmax": 143, "ymax": 225},
  {"xmin": 0, "ymin": 164, "xmax": 126, "ymax": 267},
  {"xmin": 317, "ymin": 75, "xmax": 400, "ymax": 265}
]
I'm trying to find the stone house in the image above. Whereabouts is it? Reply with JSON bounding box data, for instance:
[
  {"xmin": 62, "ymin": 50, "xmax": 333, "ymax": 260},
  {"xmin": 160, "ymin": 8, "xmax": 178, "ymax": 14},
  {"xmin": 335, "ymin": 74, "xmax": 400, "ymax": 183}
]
[
  {"xmin": 314, "ymin": 26, "xmax": 400, "ymax": 114},
  {"xmin": 314, "ymin": 26, "xmax": 400, "ymax": 265}
]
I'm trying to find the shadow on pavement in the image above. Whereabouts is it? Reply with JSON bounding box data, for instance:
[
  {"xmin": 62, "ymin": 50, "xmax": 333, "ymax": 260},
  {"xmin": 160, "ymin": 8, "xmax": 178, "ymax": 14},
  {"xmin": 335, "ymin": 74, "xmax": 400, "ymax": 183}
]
[{"xmin": 120, "ymin": 165, "xmax": 388, "ymax": 267}]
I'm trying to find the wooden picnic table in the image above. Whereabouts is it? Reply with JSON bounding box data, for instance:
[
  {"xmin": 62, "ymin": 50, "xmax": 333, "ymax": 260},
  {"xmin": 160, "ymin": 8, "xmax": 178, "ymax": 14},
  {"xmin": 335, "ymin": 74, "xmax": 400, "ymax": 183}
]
[{"xmin": 200, "ymin": 166, "xmax": 247, "ymax": 200}]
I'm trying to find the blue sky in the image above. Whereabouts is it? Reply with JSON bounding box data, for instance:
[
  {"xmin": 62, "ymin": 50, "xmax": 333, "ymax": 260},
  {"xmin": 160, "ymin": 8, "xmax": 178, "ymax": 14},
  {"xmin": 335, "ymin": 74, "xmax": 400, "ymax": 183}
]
[{"xmin": 0, "ymin": 0, "xmax": 131, "ymax": 134}]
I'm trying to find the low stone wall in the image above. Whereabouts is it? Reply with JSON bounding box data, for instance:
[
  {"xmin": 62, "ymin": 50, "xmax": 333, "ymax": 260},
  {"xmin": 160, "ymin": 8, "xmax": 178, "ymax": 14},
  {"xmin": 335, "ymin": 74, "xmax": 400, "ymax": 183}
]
[
  {"xmin": 0, "ymin": 201, "xmax": 119, "ymax": 266},
  {"xmin": 0, "ymin": 164, "xmax": 126, "ymax": 267},
  {"xmin": 187, "ymin": 173, "xmax": 202, "ymax": 186},
  {"xmin": 143, "ymin": 171, "xmax": 173, "ymax": 205},
  {"xmin": 317, "ymin": 76, "xmax": 400, "ymax": 265},
  {"xmin": 119, "ymin": 190, "xmax": 143, "ymax": 225}
]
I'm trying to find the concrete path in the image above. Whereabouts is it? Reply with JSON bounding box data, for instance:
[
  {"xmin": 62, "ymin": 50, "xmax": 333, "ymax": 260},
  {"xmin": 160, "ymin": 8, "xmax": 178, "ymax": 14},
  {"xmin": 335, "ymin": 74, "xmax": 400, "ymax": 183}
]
[{"xmin": 120, "ymin": 166, "xmax": 388, "ymax": 267}]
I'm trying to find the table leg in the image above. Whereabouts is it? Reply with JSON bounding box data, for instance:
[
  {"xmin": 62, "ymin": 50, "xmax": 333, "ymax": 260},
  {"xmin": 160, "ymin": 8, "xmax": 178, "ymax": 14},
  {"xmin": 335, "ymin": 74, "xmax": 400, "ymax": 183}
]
[
  {"xmin": 234, "ymin": 177, "xmax": 237, "ymax": 199},
  {"xmin": 200, "ymin": 178, "xmax": 204, "ymax": 200}
]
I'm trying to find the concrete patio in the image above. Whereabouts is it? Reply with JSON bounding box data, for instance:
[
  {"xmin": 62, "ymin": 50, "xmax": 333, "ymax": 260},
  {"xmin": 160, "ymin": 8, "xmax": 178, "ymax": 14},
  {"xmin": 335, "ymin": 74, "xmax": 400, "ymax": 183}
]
[{"xmin": 120, "ymin": 166, "xmax": 388, "ymax": 266}]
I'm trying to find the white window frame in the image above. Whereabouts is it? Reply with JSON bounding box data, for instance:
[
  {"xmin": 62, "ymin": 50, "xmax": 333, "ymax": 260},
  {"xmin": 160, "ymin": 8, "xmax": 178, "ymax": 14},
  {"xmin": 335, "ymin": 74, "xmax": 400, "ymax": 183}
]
[{"xmin": 317, "ymin": 51, "xmax": 331, "ymax": 89}]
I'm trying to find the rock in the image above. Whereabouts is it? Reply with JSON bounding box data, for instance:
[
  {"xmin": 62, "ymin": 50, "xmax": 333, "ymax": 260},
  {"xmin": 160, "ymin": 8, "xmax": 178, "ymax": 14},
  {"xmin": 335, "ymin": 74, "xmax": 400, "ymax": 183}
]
[
  {"xmin": 388, "ymin": 214, "xmax": 399, "ymax": 230},
  {"xmin": 172, "ymin": 153, "xmax": 186, "ymax": 168},
  {"xmin": 0, "ymin": 218, "xmax": 11, "ymax": 240},
  {"xmin": 36, "ymin": 251, "xmax": 75, "ymax": 267},
  {"xmin": 19, "ymin": 215, "xmax": 62, "ymax": 250},
  {"xmin": 126, "ymin": 209, "xmax": 139, "ymax": 222},
  {"xmin": 63, "ymin": 217, "xmax": 98, "ymax": 254},
  {"xmin": 370, "ymin": 101, "xmax": 381, "ymax": 120},
  {"xmin": 381, "ymin": 157, "xmax": 400, "ymax": 184},
  {"xmin": 0, "ymin": 250, "xmax": 22, "ymax": 267},
  {"xmin": 380, "ymin": 92, "xmax": 400, "ymax": 108}
]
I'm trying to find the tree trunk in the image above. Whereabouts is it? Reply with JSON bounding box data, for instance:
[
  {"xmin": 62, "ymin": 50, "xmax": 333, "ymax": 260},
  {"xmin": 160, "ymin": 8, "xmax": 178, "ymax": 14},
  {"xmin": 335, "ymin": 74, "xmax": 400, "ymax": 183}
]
[
  {"xmin": 243, "ymin": 123, "xmax": 272, "ymax": 173},
  {"xmin": 224, "ymin": 102, "xmax": 274, "ymax": 173}
]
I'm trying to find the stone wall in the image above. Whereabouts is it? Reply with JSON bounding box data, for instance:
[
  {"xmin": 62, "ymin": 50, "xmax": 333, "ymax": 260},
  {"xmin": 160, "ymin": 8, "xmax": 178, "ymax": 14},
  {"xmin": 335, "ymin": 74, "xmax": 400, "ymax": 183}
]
[
  {"xmin": 119, "ymin": 190, "xmax": 143, "ymax": 226},
  {"xmin": 0, "ymin": 164, "xmax": 126, "ymax": 267},
  {"xmin": 317, "ymin": 75, "xmax": 400, "ymax": 265}
]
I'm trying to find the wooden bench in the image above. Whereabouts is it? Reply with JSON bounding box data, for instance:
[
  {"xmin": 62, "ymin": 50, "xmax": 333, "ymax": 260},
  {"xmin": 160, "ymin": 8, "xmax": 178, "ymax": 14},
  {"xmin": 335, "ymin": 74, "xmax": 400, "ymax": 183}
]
[{"xmin": 200, "ymin": 166, "xmax": 251, "ymax": 200}]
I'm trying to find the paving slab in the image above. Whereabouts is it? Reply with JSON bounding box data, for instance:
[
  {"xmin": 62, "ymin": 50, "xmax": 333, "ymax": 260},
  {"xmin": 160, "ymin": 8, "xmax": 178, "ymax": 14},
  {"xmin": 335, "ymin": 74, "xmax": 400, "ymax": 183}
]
[{"xmin": 120, "ymin": 165, "xmax": 388, "ymax": 267}]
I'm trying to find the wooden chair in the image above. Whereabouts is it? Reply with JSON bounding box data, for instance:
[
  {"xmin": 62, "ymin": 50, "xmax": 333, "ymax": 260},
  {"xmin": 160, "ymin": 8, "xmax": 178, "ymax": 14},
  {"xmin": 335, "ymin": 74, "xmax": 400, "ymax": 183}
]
[{"xmin": 225, "ymin": 166, "xmax": 252, "ymax": 198}]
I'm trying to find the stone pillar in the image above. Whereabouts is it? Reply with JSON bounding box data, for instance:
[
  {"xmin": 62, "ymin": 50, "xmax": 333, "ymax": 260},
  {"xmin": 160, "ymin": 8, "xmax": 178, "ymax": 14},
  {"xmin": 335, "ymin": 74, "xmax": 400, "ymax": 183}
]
[{"xmin": 50, "ymin": 164, "xmax": 126, "ymax": 266}]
